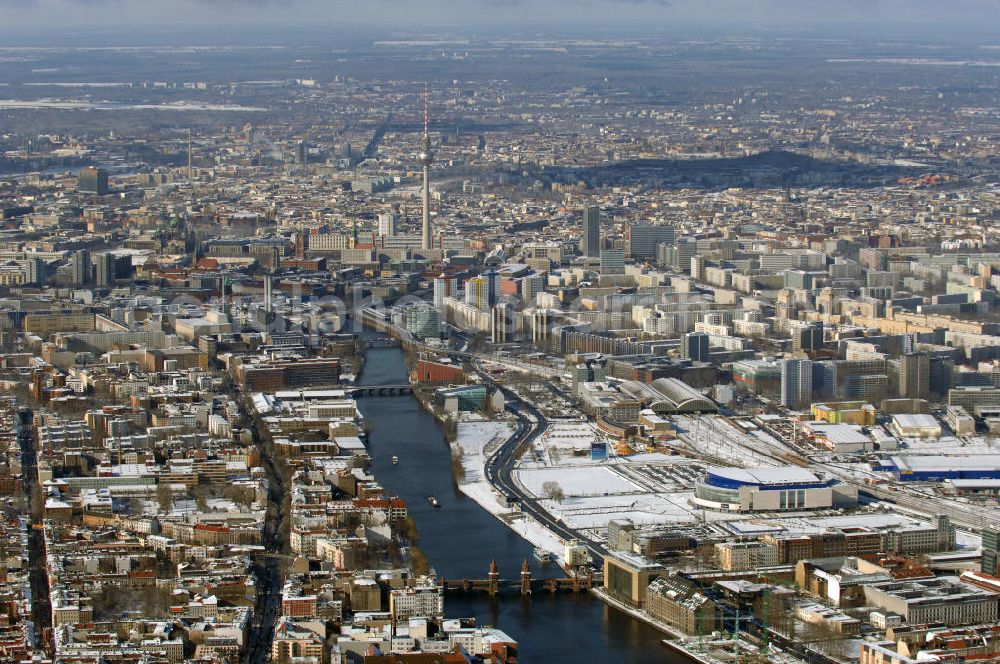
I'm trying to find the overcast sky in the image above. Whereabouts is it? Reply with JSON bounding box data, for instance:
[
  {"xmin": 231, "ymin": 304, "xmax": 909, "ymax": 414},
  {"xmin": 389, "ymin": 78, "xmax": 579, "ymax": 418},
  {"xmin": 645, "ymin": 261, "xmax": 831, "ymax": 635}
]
[{"xmin": 2, "ymin": 0, "xmax": 999, "ymax": 30}]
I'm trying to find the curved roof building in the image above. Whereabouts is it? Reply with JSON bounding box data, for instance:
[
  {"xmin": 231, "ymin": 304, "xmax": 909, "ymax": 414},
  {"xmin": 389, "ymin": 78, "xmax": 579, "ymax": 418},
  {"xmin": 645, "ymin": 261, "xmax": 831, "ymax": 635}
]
[{"xmin": 693, "ymin": 466, "xmax": 856, "ymax": 513}]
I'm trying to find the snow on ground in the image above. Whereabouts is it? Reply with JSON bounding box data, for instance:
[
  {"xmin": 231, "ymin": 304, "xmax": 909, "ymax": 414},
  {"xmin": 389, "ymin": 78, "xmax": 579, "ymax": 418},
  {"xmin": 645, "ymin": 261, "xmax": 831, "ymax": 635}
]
[
  {"xmin": 672, "ymin": 414, "xmax": 781, "ymax": 467},
  {"xmin": 452, "ymin": 419, "xmax": 513, "ymax": 488},
  {"xmin": 507, "ymin": 515, "xmax": 566, "ymax": 559},
  {"xmin": 515, "ymin": 465, "xmax": 639, "ymax": 497},
  {"xmin": 447, "ymin": 418, "xmax": 572, "ymax": 560},
  {"xmin": 537, "ymin": 492, "xmax": 699, "ymax": 529}
]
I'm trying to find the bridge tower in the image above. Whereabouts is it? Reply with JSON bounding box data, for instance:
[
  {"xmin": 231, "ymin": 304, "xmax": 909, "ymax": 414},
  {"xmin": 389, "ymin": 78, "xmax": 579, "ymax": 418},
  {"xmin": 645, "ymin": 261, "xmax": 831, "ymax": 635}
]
[
  {"xmin": 487, "ymin": 559, "xmax": 500, "ymax": 596},
  {"xmin": 520, "ymin": 558, "xmax": 532, "ymax": 596}
]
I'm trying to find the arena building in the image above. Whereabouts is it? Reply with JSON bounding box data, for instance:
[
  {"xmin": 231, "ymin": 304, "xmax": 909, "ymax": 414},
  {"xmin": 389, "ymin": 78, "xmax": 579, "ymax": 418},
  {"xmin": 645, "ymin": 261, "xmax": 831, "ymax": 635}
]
[{"xmin": 693, "ymin": 466, "xmax": 858, "ymax": 513}]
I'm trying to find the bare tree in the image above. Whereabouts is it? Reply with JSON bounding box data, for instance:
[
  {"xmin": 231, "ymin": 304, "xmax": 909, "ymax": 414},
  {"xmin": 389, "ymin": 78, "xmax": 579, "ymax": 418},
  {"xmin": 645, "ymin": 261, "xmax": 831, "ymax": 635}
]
[
  {"xmin": 450, "ymin": 446, "xmax": 466, "ymax": 484},
  {"xmin": 541, "ymin": 481, "xmax": 565, "ymax": 503},
  {"xmin": 156, "ymin": 483, "xmax": 172, "ymax": 513}
]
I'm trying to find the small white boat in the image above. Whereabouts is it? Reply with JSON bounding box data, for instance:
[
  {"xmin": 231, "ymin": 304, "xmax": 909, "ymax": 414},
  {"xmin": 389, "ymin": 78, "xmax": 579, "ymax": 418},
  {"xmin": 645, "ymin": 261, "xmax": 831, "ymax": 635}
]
[
  {"xmin": 391, "ymin": 455, "xmax": 399, "ymax": 465},
  {"xmin": 427, "ymin": 496, "xmax": 441, "ymax": 508},
  {"xmin": 533, "ymin": 547, "xmax": 554, "ymax": 563}
]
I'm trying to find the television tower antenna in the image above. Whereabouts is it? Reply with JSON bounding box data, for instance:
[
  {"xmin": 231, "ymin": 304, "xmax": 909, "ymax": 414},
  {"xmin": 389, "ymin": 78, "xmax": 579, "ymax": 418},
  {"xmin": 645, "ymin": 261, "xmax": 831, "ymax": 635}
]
[
  {"xmin": 423, "ymin": 82, "xmax": 429, "ymax": 141},
  {"xmin": 419, "ymin": 82, "xmax": 434, "ymax": 252}
]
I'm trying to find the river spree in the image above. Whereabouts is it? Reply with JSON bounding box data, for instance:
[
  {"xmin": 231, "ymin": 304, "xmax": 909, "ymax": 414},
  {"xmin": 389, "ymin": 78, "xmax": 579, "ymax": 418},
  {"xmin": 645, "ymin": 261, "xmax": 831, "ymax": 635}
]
[{"xmin": 356, "ymin": 340, "xmax": 686, "ymax": 663}]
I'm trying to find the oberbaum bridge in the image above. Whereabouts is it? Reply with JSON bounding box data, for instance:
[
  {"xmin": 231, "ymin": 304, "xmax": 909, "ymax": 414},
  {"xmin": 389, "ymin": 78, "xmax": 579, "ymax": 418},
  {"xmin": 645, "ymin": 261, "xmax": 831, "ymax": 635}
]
[{"xmin": 438, "ymin": 559, "xmax": 593, "ymax": 596}]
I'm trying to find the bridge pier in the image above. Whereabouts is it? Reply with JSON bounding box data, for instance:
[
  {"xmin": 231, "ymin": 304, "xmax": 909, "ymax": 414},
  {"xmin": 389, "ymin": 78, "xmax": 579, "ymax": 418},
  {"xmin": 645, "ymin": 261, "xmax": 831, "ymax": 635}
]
[
  {"xmin": 520, "ymin": 559, "xmax": 532, "ymax": 596},
  {"xmin": 488, "ymin": 559, "xmax": 499, "ymax": 597}
]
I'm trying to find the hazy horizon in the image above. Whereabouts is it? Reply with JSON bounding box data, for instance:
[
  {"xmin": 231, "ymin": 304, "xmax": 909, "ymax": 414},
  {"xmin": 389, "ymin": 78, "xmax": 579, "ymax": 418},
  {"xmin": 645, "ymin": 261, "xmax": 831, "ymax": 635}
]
[{"xmin": 2, "ymin": 0, "xmax": 1000, "ymax": 33}]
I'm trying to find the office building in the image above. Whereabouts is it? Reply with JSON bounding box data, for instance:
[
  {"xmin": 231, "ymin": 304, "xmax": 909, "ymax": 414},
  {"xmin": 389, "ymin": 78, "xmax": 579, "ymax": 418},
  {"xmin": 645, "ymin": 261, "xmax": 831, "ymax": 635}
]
[
  {"xmin": 78, "ymin": 166, "xmax": 109, "ymax": 195},
  {"xmin": 396, "ymin": 303, "xmax": 440, "ymax": 340},
  {"xmin": 27, "ymin": 257, "xmax": 44, "ymax": 285},
  {"xmin": 93, "ymin": 253, "xmax": 115, "ymax": 288},
  {"xmin": 464, "ymin": 271, "xmax": 499, "ymax": 311},
  {"xmin": 781, "ymin": 358, "xmax": 814, "ymax": 409},
  {"xmin": 627, "ymin": 223, "xmax": 675, "ymax": 260},
  {"xmin": 794, "ymin": 321, "xmax": 825, "ymax": 352},
  {"xmin": 530, "ymin": 309, "xmax": 554, "ymax": 347},
  {"xmin": 681, "ymin": 332, "xmax": 709, "ymax": 362},
  {"xmin": 71, "ymin": 250, "xmax": 90, "ymax": 286},
  {"xmin": 732, "ymin": 359, "xmax": 782, "ymax": 400},
  {"xmin": 983, "ymin": 528, "xmax": 1000, "ymax": 576},
  {"xmin": 785, "ymin": 270, "xmax": 815, "ymax": 290},
  {"xmin": 377, "ymin": 212, "xmax": 397, "ymax": 237},
  {"xmin": 862, "ymin": 576, "xmax": 999, "ymax": 626},
  {"xmin": 898, "ymin": 352, "xmax": 930, "ymax": 401},
  {"xmin": 491, "ymin": 303, "xmax": 517, "ymax": 344},
  {"xmin": 603, "ymin": 552, "xmax": 665, "ymax": 606},
  {"xmin": 432, "ymin": 273, "xmax": 455, "ymax": 310},
  {"xmin": 599, "ymin": 248, "xmax": 625, "ymax": 274},
  {"xmin": 673, "ymin": 239, "xmax": 698, "ymax": 273},
  {"xmin": 582, "ymin": 205, "xmax": 601, "ymax": 257}
]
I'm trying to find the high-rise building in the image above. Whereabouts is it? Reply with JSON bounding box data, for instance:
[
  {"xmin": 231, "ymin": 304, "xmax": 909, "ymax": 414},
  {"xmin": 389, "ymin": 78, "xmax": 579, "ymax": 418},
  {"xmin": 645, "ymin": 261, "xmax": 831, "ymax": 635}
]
[
  {"xmin": 794, "ymin": 321, "xmax": 825, "ymax": 352},
  {"xmin": 378, "ymin": 212, "xmax": 398, "ymax": 237},
  {"xmin": 673, "ymin": 239, "xmax": 698, "ymax": 274},
  {"xmin": 582, "ymin": 206, "xmax": 601, "ymax": 257},
  {"xmin": 682, "ymin": 332, "xmax": 710, "ymax": 362},
  {"xmin": 983, "ymin": 528, "xmax": 1000, "ymax": 576},
  {"xmin": 531, "ymin": 309, "xmax": 554, "ymax": 347},
  {"xmin": 464, "ymin": 272, "xmax": 499, "ymax": 311},
  {"xmin": 812, "ymin": 361, "xmax": 838, "ymax": 400},
  {"xmin": 264, "ymin": 274, "xmax": 274, "ymax": 314},
  {"xmin": 784, "ymin": 270, "xmax": 815, "ymax": 290},
  {"xmin": 898, "ymin": 352, "xmax": 930, "ymax": 401},
  {"xmin": 627, "ymin": 223, "xmax": 675, "ymax": 260},
  {"xmin": 781, "ymin": 359, "xmax": 814, "ymax": 409},
  {"xmin": 521, "ymin": 274, "xmax": 545, "ymax": 306},
  {"xmin": 71, "ymin": 250, "xmax": 90, "ymax": 286},
  {"xmin": 599, "ymin": 249, "xmax": 625, "ymax": 275},
  {"xmin": 27, "ymin": 257, "xmax": 44, "ymax": 285},
  {"xmin": 690, "ymin": 255, "xmax": 707, "ymax": 281},
  {"xmin": 78, "ymin": 167, "xmax": 109, "ymax": 195},
  {"xmin": 93, "ymin": 253, "xmax": 115, "ymax": 288},
  {"xmin": 491, "ymin": 303, "xmax": 518, "ymax": 344},
  {"xmin": 433, "ymin": 273, "xmax": 455, "ymax": 310}
]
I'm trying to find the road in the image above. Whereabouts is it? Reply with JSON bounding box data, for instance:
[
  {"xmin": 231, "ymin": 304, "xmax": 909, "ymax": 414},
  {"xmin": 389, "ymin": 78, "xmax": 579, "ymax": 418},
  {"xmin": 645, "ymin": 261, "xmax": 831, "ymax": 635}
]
[
  {"xmin": 476, "ymin": 369, "xmax": 607, "ymax": 566},
  {"xmin": 19, "ymin": 407, "xmax": 52, "ymax": 655},
  {"xmin": 241, "ymin": 389, "xmax": 290, "ymax": 664}
]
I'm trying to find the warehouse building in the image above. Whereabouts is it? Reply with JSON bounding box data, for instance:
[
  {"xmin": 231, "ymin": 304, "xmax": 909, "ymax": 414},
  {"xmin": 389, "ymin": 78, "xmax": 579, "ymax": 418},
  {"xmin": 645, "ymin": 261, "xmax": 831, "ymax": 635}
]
[
  {"xmin": 890, "ymin": 414, "xmax": 942, "ymax": 439},
  {"xmin": 884, "ymin": 455, "xmax": 1000, "ymax": 482}
]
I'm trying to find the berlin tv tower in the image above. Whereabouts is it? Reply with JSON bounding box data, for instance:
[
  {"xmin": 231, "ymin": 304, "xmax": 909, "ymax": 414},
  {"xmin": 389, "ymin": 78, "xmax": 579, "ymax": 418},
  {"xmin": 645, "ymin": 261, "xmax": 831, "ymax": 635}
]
[{"xmin": 418, "ymin": 83, "xmax": 434, "ymax": 252}]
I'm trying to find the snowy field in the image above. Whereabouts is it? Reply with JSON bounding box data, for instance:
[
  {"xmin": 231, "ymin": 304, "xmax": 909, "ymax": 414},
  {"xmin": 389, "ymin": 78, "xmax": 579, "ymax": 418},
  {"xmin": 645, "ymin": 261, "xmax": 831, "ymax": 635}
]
[
  {"xmin": 515, "ymin": 465, "xmax": 639, "ymax": 497},
  {"xmin": 536, "ymin": 492, "xmax": 700, "ymax": 529}
]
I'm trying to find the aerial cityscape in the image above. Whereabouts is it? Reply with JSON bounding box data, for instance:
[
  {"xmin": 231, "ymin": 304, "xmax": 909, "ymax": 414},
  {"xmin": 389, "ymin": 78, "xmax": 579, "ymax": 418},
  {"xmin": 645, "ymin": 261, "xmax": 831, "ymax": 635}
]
[{"xmin": 1, "ymin": 2, "xmax": 1000, "ymax": 663}]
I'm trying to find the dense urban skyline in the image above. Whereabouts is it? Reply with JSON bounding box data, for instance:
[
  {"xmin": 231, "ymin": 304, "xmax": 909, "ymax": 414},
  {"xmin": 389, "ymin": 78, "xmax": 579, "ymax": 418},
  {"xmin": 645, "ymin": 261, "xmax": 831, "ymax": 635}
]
[{"xmin": 2, "ymin": 9, "xmax": 1000, "ymax": 664}]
